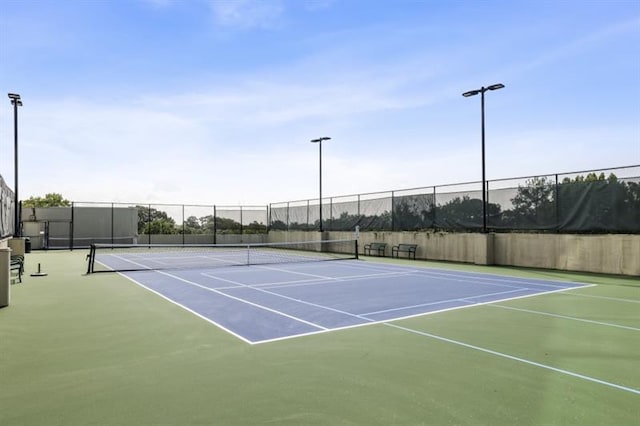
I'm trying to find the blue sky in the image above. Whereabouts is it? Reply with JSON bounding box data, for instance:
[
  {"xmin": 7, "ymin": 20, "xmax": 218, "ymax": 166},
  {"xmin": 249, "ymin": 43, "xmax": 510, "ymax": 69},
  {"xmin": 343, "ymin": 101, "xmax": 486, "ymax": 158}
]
[{"xmin": 1, "ymin": 0, "xmax": 639, "ymax": 205}]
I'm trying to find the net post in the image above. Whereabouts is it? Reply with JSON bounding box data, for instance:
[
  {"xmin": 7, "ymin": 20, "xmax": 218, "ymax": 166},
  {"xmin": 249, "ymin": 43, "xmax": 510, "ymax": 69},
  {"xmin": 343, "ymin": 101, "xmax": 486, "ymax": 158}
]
[
  {"xmin": 86, "ymin": 244, "xmax": 96, "ymax": 274},
  {"xmin": 354, "ymin": 239, "xmax": 359, "ymax": 260}
]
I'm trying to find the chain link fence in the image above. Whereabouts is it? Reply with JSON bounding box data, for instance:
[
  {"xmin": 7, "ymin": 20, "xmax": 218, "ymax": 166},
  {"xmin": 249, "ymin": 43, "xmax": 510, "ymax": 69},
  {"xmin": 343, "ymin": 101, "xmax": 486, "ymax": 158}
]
[
  {"xmin": 15, "ymin": 165, "xmax": 640, "ymax": 249},
  {"xmin": 270, "ymin": 165, "xmax": 640, "ymax": 234},
  {"xmin": 21, "ymin": 203, "xmax": 268, "ymax": 249}
]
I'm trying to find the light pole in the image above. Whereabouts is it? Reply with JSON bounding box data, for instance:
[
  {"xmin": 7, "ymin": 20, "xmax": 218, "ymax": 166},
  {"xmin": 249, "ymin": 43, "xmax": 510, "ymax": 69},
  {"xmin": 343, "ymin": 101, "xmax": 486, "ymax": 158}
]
[
  {"xmin": 462, "ymin": 84, "xmax": 504, "ymax": 233},
  {"xmin": 8, "ymin": 93, "xmax": 22, "ymax": 237},
  {"xmin": 310, "ymin": 137, "xmax": 331, "ymax": 232}
]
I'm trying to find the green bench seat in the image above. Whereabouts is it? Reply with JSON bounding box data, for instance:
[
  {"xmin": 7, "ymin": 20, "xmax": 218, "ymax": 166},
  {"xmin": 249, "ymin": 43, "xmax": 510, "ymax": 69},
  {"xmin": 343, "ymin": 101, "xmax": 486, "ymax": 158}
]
[
  {"xmin": 363, "ymin": 242, "xmax": 387, "ymax": 257},
  {"xmin": 392, "ymin": 244, "xmax": 418, "ymax": 260}
]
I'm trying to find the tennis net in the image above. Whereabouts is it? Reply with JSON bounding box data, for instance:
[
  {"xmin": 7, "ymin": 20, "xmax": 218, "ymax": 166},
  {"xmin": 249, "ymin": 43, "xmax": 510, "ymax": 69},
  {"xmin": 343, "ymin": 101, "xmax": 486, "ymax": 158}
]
[{"xmin": 86, "ymin": 239, "xmax": 359, "ymax": 273}]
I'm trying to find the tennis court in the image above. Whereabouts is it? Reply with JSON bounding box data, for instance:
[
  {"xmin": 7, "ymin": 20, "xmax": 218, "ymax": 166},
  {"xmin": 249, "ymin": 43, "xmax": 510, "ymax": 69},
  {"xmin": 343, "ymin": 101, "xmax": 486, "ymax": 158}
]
[
  {"xmin": 92, "ymin": 245, "xmax": 587, "ymax": 344},
  {"xmin": 1, "ymin": 250, "xmax": 638, "ymax": 425}
]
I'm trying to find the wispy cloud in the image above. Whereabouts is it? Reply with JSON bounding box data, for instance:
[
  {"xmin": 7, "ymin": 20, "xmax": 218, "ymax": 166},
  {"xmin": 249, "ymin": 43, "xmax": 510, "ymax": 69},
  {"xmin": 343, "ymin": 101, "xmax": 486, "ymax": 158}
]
[
  {"xmin": 140, "ymin": 0, "xmax": 174, "ymax": 8},
  {"xmin": 209, "ymin": 0, "xmax": 285, "ymax": 30}
]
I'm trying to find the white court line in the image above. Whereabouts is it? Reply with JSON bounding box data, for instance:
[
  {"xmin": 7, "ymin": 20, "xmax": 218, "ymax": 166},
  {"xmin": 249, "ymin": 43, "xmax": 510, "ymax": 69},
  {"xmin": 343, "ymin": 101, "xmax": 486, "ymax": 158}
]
[
  {"xmin": 202, "ymin": 265, "xmax": 416, "ymax": 290},
  {"xmin": 555, "ymin": 291, "xmax": 640, "ymax": 304},
  {"xmin": 154, "ymin": 270, "xmax": 329, "ymax": 331},
  {"xmin": 355, "ymin": 260, "xmax": 600, "ymax": 295},
  {"xmin": 385, "ymin": 322, "xmax": 640, "ymax": 396},
  {"xmin": 106, "ymin": 253, "xmax": 243, "ymax": 270},
  {"xmin": 256, "ymin": 263, "xmax": 417, "ymax": 282},
  {"xmin": 212, "ymin": 277, "xmax": 329, "ymax": 291},
  {"xmin": 489, "ymin": 304, "xmax": 640, "ymax": 332},
  {"xmin": 257, "ymin": 272, "xmax": 415, "ymax": 291},
  {"xmin": 252, "ymin": 285, "xmax": 588, "ymax": 345},
  {"xmin": 110, "ymin": 254, "xmax": 153, "ymax": 270},
  {"xmin": 259, "ymin": 271, "xmax": 417, "ymax": 290},
  {"xmin": 252, "ymin": 264, "xmax": 335, "ymax": 280},
  {"xmin": 412, "ymin": 269, "xmax": 583, "ymax": 290},
  {"xmin": 361, "ymin": 288, "xmax": 527, "ymax": 316},
  {"xmin": 201, "ymin": 272, "xmax": 372, "ymax": 323},
  {"xmin": 112, "ymin": 272, "xmax": 253, "ymax": 344}
]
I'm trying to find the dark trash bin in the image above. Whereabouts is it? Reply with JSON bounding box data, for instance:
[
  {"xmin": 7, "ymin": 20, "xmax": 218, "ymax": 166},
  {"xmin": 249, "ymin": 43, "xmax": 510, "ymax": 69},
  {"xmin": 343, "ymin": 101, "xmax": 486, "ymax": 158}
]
[{"xmin": 25, "ymin": 238, "xmax": 31, "ymax": 253}]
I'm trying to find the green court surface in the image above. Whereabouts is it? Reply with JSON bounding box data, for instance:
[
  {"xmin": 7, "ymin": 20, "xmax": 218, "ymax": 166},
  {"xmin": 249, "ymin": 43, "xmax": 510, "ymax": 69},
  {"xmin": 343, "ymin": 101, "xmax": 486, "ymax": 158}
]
[{"xmin": 1, "ymin": 251, "xmax": 638, "ymax": 425}]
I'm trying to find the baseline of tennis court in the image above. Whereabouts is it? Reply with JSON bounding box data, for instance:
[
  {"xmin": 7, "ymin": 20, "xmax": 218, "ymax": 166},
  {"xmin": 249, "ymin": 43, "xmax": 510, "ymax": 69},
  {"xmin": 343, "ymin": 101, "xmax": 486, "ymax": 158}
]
[{"xmin": 101, "ymin": 257, "xmax": 587, "ymax": 344}]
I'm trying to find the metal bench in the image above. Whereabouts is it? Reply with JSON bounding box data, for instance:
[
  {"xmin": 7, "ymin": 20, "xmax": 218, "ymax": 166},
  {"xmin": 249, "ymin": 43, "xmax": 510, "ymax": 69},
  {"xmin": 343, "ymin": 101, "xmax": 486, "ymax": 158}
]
[
  {"xmin": 392, "ymin": 244, "xmax": 418, "ymax": 260},
  {"xmin": 363, "ymin": 242, "xmax": 387, "ymax": 257},
  {"xmin": 11, "ymin": 255, "xmax": 24, "ymax": 283}
]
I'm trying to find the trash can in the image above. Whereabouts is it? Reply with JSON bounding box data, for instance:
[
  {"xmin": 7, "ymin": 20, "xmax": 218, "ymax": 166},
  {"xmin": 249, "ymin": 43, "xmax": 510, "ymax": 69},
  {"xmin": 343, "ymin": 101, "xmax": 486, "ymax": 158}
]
[{"xmin": 25, "ymin": 238, "xmax": 31, "ymax": 253}]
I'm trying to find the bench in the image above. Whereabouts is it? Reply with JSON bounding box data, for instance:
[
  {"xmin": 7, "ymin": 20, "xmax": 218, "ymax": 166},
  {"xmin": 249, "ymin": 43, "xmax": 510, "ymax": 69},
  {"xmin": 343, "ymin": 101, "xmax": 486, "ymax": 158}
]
[
  {"xmin": 363, "ymin": 242, "xmax": 387, "ymax": 257},
  {"xmin": 392, "ymin": 244, "xmax": 418, "ymax": 260},
  {"xmin": 11, "ymin": 254, "xmax": 24, "ymax": 283}
]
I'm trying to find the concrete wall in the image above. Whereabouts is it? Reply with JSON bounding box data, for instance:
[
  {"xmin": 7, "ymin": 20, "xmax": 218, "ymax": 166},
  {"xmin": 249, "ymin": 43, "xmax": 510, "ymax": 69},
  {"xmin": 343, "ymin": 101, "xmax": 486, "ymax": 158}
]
[
  {"xmin": 268, "ymin": 230, "xmax": 494, "ymax": 265},
  {"xmin": 267, "ymin": 230, "xmax": 640, "ymax": 276},
  {"xmin": 493, "ymin": 233, "xmax": 640, "ymax": 276}
]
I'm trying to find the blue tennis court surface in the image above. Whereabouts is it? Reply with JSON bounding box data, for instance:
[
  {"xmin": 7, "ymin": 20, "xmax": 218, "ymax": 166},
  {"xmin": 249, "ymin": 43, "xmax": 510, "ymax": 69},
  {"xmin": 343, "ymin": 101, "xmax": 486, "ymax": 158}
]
[{"xmin": 110, "ymin": 260, "xmax": 585, "ymax": 344}]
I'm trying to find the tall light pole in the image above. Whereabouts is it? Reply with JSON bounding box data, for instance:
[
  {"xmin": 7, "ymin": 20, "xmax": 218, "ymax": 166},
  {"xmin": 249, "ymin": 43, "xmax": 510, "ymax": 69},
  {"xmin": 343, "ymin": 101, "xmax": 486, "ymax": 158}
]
[
  {"xmin": 8, "ymin": 93, "xmax": 23, "ymax": 237},
  {"xmin": 310, "ymin": 137, "xmax": 331, "ymax": 232},
  {"xmin": 462, "ymin": 84, "xmax": 504, "ymax": 233}
]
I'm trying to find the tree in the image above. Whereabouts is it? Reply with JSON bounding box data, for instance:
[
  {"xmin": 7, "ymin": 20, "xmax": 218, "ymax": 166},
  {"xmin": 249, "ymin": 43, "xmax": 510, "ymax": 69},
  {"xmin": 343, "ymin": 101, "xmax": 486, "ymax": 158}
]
[
  {"xmin": 557, "ymin": 172, "xmax": 639, "ymax": 232},
  {"xmin": 392, "ymin": 195, "xmax": 435, "ymax": 231},
  {"xmin": 23, "ymin": 193, "xmax": 71, "ymax": 208},
  {"xmin": 136, "ymin": 206, "xmax": 178, "ymax": 234},
  {"xmin": 143, "ymin": 218, "xmax": 178, "ymax": 234},
  {"xmin": 435, "ymin": 196, "xmax": 501, "ymax": 231},
  {"xmin": 499, "ymin": 172, "xmax": 640, "ymax": 233},
  {"xmin": 244, "ymin": 221, "xmax": 267, "ymax": 234},
  {"xmin": 183, "ymin": 216, "xmax": 202, "ymax": 234},
  {"xmin": 502, "ymin": 177, "xmax": 556, "ymax": 230}
]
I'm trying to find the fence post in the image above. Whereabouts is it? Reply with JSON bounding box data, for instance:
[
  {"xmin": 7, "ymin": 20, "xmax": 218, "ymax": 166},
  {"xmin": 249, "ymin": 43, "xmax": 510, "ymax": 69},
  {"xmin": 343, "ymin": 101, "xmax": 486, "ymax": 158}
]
[
  {"xmin": 70, "ymin": 202, "xmax": 75, "ymax": 251},
  {"xmin": 213, "ymin": 205, "xmax": 217, "ymax": 245},
  {"xmin": 111, "ymin": 203, "xmax": 115, "ymax": 245},
  {"xmin": 433, "ymin": 186, "xmax": 437, "ymax": 230},
  {"xmin": 329, "ymin": 198, "xmax": 333, "ymax": 231},
  {"xmin": 486, "ymin": 180, "xmax": 490, "ymax": 230},
  {"xmin": 391, "ymin": 191, "xmax": 395, "ymax": 231},
  {"xmin": 266, "ymin": 204, "xmax": 270, "ymax": 233},
  {"xmin": 555, "ymin": 174, "xmax": 560, "ymax": 232}
]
